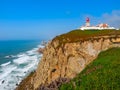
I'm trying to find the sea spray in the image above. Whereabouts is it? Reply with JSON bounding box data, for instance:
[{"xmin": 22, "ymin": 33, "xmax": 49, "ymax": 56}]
[{"xmin": 0, "ymin": 41, "xmax": 44, "ymax": 90}]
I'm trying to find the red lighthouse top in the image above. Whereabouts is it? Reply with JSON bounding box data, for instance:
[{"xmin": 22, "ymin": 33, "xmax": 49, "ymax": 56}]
[{"xmin": 86, "ymin": 17, "xmax": 90, "ymax": 22}]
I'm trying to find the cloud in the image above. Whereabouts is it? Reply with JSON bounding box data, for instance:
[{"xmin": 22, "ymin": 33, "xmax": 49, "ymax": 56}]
[
  {"xmin": 102, "ymin": 10, "xmax": 120, "ymax": 28},
  {"xmin": 83, "ymin": 10, "xmax": 120, "ymax": 28}
]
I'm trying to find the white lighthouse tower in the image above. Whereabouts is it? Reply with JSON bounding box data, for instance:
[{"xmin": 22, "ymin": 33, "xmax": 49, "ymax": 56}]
[
  {"xmin": 86, "ymin": 17, "xmax": 90, "ymax": 27},
  {"xmin": 80, "ymin": 17, "xmax": 115, "ymax": 30}
]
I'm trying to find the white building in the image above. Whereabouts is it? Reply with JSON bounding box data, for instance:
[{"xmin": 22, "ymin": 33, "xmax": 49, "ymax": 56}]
[{"xmin": 80, "ymin": 18, "xmax": 115, "ymax": 30}]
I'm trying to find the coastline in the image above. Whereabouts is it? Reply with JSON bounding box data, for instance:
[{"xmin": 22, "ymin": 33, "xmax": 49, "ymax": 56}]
[
  {"xmin": 0, "ymin": 40, "xmax": 44, "ymax": 90},
  {"xmin": 16, "ymin": 30, "xmax": 120, "ymax": 90}
]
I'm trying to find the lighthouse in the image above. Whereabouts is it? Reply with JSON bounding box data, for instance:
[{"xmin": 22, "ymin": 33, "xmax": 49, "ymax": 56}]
[
  {"xmin": 80, "ymin": 17, "xmax": 115, "ymax": 30},
  {"xmin": 86, "ymin": 17, "xmax": 90, "ymax": 27}
]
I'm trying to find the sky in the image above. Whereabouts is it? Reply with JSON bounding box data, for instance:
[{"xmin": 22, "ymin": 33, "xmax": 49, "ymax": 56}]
[{"xmin": 0, "ymin": 0, "xmax": 120, "ymax": 40}]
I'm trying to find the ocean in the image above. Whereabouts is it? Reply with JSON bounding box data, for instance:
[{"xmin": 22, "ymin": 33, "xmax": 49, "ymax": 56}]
[{"xmin": 0, "ymin": 40, "xmax": 44, "ymax": 90}]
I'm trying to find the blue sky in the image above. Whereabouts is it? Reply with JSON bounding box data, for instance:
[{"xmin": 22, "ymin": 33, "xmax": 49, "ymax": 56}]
[{"xmin": 0, "ymin": 0, "xmax": 120, "ymax": 40}]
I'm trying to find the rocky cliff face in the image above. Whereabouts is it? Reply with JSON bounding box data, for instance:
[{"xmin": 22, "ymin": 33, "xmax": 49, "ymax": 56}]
[{"xmin": 16, "ymin": 35, "xmax": 120, "ymax": 90}]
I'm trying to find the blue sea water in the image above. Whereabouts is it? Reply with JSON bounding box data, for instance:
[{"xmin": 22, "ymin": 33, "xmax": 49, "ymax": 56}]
[
  {"xmin": 0, "ymin": 40, "xmax": 41, "ymax": 64},
  {"xmin": 0, "ymin": 40, "xmax": 44, "ymax": 90}
]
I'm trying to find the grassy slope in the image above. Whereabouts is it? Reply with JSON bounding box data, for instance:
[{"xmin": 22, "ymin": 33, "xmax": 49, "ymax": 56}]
[
  {"xmin": 53, "ymin": 29, "xmax": 120, "ymax": 49},
  {"xmin": 54, "ymin": 29, "xmax": 120, "ymax": 44},
  {"xmin": 59, "ymin": 47, "xmax": 120, "ymax": 90}
]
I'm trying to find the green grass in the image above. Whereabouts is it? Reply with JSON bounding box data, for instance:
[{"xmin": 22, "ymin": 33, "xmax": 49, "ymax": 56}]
[
  {"xmin": 53, "ymin": 29, "xmax": 120, "ymax": 48},
  {"xmin": 59, "ymin": 47, "xmax": 120, "ymax": 90}
]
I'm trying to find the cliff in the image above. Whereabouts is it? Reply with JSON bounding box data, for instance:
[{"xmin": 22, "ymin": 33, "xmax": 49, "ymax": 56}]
[
  {"xmin": 59, "ymin": 47, "xmax": 120, "ymax": 89},
  {"xmin": 16, "ymin": 30, "xmax": 120, "ymax": 90}
]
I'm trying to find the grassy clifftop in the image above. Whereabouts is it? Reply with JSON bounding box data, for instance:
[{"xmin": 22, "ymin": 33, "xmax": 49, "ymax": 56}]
[
  {"xmin": 53, "ymin": 29, "xmax": 120, "ymax": 44},
  {"xmin": 59, "ymin": 47, "xmax": 120, "ymax": 90}
]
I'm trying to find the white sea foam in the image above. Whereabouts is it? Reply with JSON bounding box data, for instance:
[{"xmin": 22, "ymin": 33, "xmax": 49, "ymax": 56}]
[
  {"xmin": 0, "ymin": 65, "xmax": 17, "ymax": 80},
  {"xmin": 37, "ymin": 45, "xmax": 45, "ymax": 48},
  {"xmin": 13, "ymin": 55, "xmax": 30, "ymax": 64},
  {"xmin": 26, "ymin": 50, "xmax": 35, "ymax": 55},
  {"xmin": 0, "ymin": 61, "xmax": 11, "ymax": 67},
  {"xmin": 0, "ymin": 44, "xmax": 44, "ymax": 90},
  {"xmin": 4, "ymin": 55, "xmax": 16, "ymax": 59},
  {"xmin": 17, "ymin": 53, "xmax": 27, "ymax": 58}
]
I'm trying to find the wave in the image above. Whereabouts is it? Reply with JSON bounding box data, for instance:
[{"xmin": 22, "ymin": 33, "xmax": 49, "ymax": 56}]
[
  {"xmin": 0, "ymin": 44, "xmax": 44, "ymax": 90},
  {"xmin": 13, "ymin": 55, "xmax": 30, "ymax": 65},
  {"xmin": 0, "ymin": 61, "xmax": 11, "ymax": 67},
  {"xmin": 0, "ymin": 65, "xmax": 17, "ymax": 80},
  {"xmin": 4, "ymin": 55, "xmax": 16, "ymax": 59}
]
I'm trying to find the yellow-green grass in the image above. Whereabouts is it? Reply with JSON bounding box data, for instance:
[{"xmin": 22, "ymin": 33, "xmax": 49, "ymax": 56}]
[
  {"xmin": 54, "ymin": 29, "xmax": 120, "ymax": 44},
  {"xmin": 59, "ymin": 47, "xmax": 120, "ymax": 90}
]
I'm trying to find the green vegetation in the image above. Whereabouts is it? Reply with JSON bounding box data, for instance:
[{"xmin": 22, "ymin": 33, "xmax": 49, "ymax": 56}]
[
  {"xmin": 54, "ymin": 29, "xmax": 120, "ymax": 44},
  {"xmin": 59, "ymin": 47, "xmax": 120, "ymax": 90}
]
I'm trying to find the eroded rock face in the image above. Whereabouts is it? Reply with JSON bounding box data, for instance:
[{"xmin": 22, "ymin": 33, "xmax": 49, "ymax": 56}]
[{"xmin": 16, "ymin": 35, "xmax": 120, "ymax": 90}]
